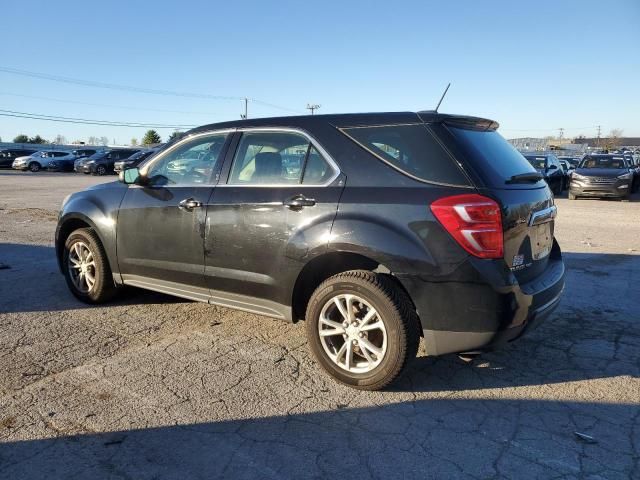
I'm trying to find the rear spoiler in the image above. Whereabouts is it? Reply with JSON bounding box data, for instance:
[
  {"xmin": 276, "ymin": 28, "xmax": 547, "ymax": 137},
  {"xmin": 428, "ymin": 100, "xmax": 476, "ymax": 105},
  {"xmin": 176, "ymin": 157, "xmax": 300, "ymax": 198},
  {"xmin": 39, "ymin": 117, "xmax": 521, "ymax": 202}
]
[{"xmin": 418, "ymin": 111, "xmax": 499, "ymax": 131}]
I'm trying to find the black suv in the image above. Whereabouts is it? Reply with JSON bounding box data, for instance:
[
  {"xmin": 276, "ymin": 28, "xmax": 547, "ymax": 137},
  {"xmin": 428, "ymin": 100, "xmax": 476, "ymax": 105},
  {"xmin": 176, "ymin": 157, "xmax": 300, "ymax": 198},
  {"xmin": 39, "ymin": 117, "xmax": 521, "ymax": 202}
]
[
  {"xmin": 77, "ymin": 149, "xmax": 141, "ymax": 175},
  {"xmin": 56, "ymin": 112, "xmax": 565, "ymax": 390},
  {"xmin": 523, "ymin": 153, "xmax": 565, "ymax": 194}
]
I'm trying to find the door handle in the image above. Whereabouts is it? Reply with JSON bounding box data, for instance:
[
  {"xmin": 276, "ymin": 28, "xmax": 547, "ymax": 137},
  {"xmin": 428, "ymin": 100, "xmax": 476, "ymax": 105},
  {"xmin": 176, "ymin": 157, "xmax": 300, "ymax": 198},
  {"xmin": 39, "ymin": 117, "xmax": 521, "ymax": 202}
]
[
  {"xmin": 284, "ymin": 194, "xmax": 316, "ymax": 209},
  {"xmin": 178, "ymin": 198, "xmax": 203, "ymax": 211}
]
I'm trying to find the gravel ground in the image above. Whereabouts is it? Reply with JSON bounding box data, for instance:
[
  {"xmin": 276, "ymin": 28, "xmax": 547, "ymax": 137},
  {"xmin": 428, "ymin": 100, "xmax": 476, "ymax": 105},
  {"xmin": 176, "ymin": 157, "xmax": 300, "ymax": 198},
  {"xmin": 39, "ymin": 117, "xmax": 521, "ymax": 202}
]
[{"xmin": 0, "ymin": 170, "xmax": 639, "ymax": 479}]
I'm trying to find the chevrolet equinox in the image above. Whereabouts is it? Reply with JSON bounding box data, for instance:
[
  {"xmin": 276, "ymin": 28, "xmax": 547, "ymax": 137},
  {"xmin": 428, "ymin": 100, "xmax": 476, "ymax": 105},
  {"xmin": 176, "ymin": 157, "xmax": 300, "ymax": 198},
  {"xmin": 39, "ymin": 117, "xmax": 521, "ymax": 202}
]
[{"xmin": 56, "ymin": 112, "xmax": 565, "ymax": 390}]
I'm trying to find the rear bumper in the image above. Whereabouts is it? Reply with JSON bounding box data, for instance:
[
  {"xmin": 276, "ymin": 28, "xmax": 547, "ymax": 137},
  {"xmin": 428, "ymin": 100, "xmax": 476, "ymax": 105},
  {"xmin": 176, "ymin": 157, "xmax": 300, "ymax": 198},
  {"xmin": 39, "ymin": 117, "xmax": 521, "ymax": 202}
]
[{"xmin": 397, "ymin": 240, "xmax": 565, "ymax": 356}]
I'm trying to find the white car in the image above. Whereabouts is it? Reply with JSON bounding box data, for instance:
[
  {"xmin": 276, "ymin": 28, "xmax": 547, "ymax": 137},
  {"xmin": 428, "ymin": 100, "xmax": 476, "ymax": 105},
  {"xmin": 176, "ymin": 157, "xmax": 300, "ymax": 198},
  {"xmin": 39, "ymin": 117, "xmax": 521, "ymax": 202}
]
[{"xmin": 12, "ymin": 150, "xmax": 75, "ymax": 172}]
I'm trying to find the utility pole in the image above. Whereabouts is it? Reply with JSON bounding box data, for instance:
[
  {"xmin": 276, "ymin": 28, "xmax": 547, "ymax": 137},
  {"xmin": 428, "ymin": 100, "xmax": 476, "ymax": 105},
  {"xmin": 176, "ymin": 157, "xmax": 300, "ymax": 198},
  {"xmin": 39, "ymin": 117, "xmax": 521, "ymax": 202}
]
[
  {"xmin": 596, "ymin": 125, "xmax": 601, "ymax": 147},
  {"xmin": 240, "ymin": 98, "xmax": 248, "ymax": 120},
  {"xmin": 558, "ymin": 128, "xmax": 564, "ymax": 140},
  {"xmin": 306, "ymin": 103, "xmax": 321, "ymax": 115}
]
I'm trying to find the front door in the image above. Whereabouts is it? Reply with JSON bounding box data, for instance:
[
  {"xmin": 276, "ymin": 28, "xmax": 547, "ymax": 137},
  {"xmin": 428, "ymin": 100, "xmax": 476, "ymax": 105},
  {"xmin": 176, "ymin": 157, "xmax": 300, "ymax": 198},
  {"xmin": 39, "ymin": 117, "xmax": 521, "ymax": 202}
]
[
  {"xmin": 204, "ymin": 129, "xmax": 343, "ymax": 315},
  {"xmin": 116, "ymin": 132, "xmax": 232, "ymax": 296}
]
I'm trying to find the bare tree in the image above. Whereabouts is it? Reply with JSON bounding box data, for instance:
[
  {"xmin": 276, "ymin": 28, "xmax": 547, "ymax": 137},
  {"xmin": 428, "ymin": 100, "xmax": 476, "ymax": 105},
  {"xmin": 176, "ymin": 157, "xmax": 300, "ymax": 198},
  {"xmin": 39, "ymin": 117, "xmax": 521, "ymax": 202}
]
[
  {"xmin": 53, "ymin": 134, "xmax": 67, "ymax": 145},
  {"xmin": 99, "ymin": 136, "xmax": 109, "ymax": 146},
  {"xmin": 607, "ymin": 129, "xmax": 623, "ymax": 149}
]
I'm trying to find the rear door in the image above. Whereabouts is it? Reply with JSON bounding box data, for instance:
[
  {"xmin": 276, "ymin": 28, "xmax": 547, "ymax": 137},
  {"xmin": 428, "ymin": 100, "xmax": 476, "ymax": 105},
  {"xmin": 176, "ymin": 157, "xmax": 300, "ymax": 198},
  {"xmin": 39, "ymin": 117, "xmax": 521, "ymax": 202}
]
[
  {"xmin": 204, "ymin": 129, "xmax": 343, "ymax": 311},
  {"xmin": 439, "ymin": 125, "xmax": 557, "ymax": 283}
]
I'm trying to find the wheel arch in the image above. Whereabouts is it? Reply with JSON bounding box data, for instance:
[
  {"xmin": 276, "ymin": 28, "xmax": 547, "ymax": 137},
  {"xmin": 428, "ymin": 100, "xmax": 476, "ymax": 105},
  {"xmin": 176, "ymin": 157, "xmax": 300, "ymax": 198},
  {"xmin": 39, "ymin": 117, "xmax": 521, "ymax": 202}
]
[
  {"xmin": 55, "ymin": 214, "xmax": 109, "ymax": 273},
  {"xmin": 291, "ymin": 250, "xmax": 415, "ymax": 322}
]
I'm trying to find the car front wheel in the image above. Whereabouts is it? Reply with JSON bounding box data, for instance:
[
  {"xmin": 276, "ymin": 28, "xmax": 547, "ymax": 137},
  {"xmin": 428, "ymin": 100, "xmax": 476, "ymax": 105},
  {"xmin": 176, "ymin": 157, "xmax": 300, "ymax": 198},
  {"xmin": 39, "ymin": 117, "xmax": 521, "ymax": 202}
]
[
  {"xmin": 305, "ymin": 270, "xmax": 419, "ymax": 390},
  {"xmin": 28, "ymin": 162, "xmax": 41, "ymax": 172},
  {"xmin": 95, "ymin": 165, "xmax": 107, "ymax": 175},
  {"xmin": 63, "ymin": 228, "xmax": 117, "ymax": 303}
]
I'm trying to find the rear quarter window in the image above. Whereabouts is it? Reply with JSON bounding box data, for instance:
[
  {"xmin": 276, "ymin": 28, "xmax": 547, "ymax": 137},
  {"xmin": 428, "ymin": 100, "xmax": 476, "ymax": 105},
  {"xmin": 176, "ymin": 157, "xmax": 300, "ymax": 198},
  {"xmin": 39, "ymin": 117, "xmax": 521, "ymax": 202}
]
[{"xmin": 341, "ymin": 124, "xmax": 470, "ymax": 186}]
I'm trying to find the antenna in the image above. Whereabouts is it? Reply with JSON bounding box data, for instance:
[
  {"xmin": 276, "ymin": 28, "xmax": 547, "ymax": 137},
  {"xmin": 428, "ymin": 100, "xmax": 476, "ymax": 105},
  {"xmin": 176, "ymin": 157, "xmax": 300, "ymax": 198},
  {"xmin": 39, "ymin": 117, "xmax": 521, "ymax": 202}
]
[{"xmin": 434, "ymin": 83, "xmax": 451, "ymax": 113}]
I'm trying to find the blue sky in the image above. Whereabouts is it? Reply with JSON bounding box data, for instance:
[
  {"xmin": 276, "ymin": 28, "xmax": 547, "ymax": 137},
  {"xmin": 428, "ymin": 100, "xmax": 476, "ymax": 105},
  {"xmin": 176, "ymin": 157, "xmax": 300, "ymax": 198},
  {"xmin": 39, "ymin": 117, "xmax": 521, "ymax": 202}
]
[{"xmin": 1, "ymin": 0, "xmax": 638, "ymax": 144}]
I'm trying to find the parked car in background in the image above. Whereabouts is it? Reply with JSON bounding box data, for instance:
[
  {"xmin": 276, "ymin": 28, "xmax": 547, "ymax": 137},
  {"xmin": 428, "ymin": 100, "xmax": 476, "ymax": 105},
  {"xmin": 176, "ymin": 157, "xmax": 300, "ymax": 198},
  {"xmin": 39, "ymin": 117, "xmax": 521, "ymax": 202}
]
[
  {"xmin": 77, "ymin": 149, "xmax": 141, "ymax": 175},
  {"xmin": 569, "ymin": 154, "xmax": 633, "ymax": 200},
  {"xmin": 558, "ymin": 156, "xmax": 582, "ymax": 169},
  {"xmin": 12, "ymin": 150, "xmax": 73, "ymax": 172},
  {"xmin": 558, "ymin": 159, "xmax": 571, "ymax": 190},
  {"xmin": 113, "ymin": 147, "xmax": 161, "ymax": 173},
  {"xmin": 42, "ymin": 152, "xmax": 76, "ymax": 172},
  {"xmin": 0, "ymin": 148, "xmax": 37, "ymax": 168},
  {"xmin": 56, "ymin": 111, "xmax": 565, "ymax": 390},
  {"xmin": 71, "ymin": 148, "xmax": 99, "ymax": 160},
  {"xmin": 623, "ymin": 155, "xmax": 640, "ymax": 193},
  {"xmin": 523, "ymin": 153, "xmax": 564, "ymax": 194}
]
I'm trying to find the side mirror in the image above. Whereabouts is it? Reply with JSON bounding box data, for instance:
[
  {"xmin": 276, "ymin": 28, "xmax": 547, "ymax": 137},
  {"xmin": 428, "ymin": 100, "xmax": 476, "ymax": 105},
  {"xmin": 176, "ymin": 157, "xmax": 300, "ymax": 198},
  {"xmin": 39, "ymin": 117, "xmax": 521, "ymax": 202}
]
[{"xmin": 120, "ymin": 167, "xmax": 141, "ymax": 185}]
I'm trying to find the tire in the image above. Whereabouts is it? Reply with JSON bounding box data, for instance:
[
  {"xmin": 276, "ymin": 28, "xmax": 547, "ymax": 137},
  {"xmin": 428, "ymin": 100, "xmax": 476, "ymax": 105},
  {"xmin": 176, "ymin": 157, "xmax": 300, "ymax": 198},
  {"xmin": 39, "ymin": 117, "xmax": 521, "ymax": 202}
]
[
  {"xmin": 63, "ymin": 228, "xmax": 117, "ymax": 303},
  {"xmin": 95, "ymin": 165, "xmax": 107, "ymax": 176},
  {"xmin": 568, "ymin": 192, "xmax": 576, "ymax": 200},
  {"xmin": 305, "ymin": 270, "xmax": 419, "ymax": 390},
  {"xmin": 28, "ymin": 162, "xmax": 41, "ymax": 172}
]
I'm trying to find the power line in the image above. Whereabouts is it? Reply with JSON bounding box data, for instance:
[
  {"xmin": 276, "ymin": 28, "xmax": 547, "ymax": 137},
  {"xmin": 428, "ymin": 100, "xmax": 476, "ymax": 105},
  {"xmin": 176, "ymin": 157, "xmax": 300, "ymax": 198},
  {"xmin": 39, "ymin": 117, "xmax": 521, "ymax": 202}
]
[
  {"xmin": 0, "ymin": 91, "xmax": 216, "ymax": 116},
  {"xmin": 0, "ymin": 108, "xmax": 197, "ymax": 129},
  {"xmin": 0, "ymin": 66, "xmax": 303, "ymax": 114}
]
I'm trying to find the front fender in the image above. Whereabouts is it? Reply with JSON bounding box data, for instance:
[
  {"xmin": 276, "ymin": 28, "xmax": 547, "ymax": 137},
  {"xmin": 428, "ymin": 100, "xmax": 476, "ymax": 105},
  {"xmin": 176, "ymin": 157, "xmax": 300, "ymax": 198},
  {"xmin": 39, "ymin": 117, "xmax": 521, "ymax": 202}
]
[{"xmin": 56, "ymin": 184, "xmax": 126, "ymax": 277}]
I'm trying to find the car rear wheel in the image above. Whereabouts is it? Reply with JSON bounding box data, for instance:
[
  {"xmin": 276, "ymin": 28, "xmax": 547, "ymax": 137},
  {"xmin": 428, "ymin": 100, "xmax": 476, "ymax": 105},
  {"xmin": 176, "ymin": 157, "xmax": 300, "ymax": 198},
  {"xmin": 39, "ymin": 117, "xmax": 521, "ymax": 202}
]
[
  {"xmin": 28, "ymin": 162, "xmax": 41, "ymax": 172},
  {"xmin": 95, "ymin": 165, "xmax": 107, "ymax": 175},
  {"xmin": 305, "ymin": 270, "xmax": 419, "ymax": 390},
  {"xmin": 63, "ymin": 228, "xmax": 117, "ymax": 303}
]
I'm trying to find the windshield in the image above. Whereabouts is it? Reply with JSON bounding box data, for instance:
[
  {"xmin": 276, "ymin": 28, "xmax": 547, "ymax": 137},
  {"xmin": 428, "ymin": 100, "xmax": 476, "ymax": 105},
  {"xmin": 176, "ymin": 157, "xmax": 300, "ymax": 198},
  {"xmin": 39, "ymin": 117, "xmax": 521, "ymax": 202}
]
[
  {"xmin": 525, "ymin": 156, "xmax": 547, "ymax": 170},
  {"xmin": 127, "ymin": 150, "xmax": 151, "ymax": 160},
  {"xmin": 580, "ymin": 156, "xmax": 626, "ymax": 169},
  {"xmin": 87, "ymin": 151, "xmax": 107, "ymax": 160}
]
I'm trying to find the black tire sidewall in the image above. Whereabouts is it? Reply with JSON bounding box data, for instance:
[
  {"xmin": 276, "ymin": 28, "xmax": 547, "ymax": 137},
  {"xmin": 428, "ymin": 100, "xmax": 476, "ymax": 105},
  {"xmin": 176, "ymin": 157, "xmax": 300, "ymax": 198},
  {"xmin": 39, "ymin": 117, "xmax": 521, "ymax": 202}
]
[
  {"xmin": 62, "ymin": 229, "xmax": 113, "ymax": 303},
  {"xmin": 306, "ymin": 277, "xmax": 408, "ymax": 389}
]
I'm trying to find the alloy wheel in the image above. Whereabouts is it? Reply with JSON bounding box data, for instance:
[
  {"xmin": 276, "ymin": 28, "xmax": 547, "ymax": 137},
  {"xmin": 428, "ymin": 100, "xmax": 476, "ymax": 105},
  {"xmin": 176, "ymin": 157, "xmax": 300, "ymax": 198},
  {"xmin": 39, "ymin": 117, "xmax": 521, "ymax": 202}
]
[
  {"xmin": 67, "ymin": 241, "xmax": 97, "ymax": 293},
  {"xmin": 318, "ymin": 294, "xmax": 387, "ymax": 374}
]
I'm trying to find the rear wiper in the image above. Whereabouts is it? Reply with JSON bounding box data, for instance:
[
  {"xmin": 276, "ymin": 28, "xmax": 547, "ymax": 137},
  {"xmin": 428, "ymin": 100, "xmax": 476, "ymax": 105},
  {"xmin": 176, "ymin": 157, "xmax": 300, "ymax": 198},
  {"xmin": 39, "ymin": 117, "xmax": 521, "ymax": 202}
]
[{"xmin": 506, "ymin": 172, "xmax": 544, "ymax": 184}]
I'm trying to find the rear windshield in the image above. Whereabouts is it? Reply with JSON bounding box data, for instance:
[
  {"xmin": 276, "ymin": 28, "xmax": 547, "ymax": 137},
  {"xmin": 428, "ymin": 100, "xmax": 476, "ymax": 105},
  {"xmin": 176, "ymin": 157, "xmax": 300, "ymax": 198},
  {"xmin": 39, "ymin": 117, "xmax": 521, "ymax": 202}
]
[
  {"xmin": 580, "ymin": 156, "xmax": 626, "ymax": 169},
  {"xmin": 447, "ymin": 127, "xmax": 541, "ymax": 187},
  {"xmin": 524, "ymin": 156, "xmax": 547, "ymax": 169},
  {"xmin": 341, "ymin": 124, "xmax": 470, "ymax": 185}
]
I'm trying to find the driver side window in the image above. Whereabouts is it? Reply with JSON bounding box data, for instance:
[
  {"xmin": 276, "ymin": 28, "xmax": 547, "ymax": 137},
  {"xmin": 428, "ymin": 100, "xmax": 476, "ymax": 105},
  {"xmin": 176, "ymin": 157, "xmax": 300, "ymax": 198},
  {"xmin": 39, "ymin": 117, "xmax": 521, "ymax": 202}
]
[{"xmin": 146, "ymin": 133, "xmax": 229, "ymax": 186}]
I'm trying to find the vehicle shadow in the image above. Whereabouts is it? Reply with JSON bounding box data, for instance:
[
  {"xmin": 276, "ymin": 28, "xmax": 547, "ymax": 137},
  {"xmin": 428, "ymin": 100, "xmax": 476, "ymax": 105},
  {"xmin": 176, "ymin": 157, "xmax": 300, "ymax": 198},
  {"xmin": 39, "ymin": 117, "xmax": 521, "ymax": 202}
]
[
  {"xmin": 0, "ymin": 243, "xmax": 187, "ymax": 314},
  {"xmin": 0, "ymin": 398, "xmax": 636, "ymax": 478}
]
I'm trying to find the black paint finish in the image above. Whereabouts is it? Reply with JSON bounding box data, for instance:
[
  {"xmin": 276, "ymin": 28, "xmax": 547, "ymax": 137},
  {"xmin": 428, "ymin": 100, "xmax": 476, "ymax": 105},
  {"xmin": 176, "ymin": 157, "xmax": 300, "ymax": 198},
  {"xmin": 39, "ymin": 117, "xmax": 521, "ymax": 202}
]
[{"xmin": 56, "ymin": 111, "xmax": 565, "ymax": 357}]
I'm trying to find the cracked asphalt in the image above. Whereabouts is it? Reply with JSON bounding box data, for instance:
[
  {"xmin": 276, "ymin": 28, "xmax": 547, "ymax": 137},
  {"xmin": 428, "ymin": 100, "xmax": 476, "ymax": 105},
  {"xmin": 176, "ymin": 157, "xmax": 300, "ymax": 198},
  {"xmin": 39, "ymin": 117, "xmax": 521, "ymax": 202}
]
[{"xmin": 0, "ymin": 170, "xmax": 639, "ymax": 479}]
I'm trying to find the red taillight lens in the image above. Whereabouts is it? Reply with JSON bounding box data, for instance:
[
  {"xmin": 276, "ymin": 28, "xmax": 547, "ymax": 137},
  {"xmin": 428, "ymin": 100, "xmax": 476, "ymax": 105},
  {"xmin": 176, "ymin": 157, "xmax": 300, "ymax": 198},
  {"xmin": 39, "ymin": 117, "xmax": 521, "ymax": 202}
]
[{"xmin": 430, "ymin": 194, "xmax": 503, "ymax": 259}]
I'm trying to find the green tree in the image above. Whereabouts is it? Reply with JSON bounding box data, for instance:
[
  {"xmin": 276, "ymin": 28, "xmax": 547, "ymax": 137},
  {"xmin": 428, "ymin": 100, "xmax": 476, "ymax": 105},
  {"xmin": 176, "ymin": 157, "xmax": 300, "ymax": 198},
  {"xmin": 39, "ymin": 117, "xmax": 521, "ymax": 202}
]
[
  {"xmin": 142, "ymin": 129, "xmax": 162, "ymax": 145},
  {"xmin": 28, "ymin": 135, "xmax": 48, "ymax": 144},
  {"xmin": 167, "ymin": 130, "xmax": 183, "ymax": 143},
  {"xmin": 131, "ymin": 138, "xmax": 138, "ymax": 146},
  {"xmin": 13, "ymin": 134, "xmax": 29, "ymax": 143}
]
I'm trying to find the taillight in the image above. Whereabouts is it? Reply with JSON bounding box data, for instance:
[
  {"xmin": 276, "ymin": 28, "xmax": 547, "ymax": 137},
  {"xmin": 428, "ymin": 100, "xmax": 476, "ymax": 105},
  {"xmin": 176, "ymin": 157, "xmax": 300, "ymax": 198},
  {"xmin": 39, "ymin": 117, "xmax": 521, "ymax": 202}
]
[{"xmin": 430, "ymin": 194, "xmax": 503, "ymax": 259}]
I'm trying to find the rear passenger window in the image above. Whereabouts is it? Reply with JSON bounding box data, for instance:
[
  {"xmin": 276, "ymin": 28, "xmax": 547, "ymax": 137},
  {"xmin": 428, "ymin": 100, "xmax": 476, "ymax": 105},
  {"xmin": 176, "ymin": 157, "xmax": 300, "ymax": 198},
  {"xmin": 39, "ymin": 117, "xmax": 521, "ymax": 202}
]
[
  {"xmin": 228, "ymin": 131, "xmax": 335, "ymax": 185},
  {"xmin": 341, "ymin": 124, "xmax": 469, "ymax": 186}
]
